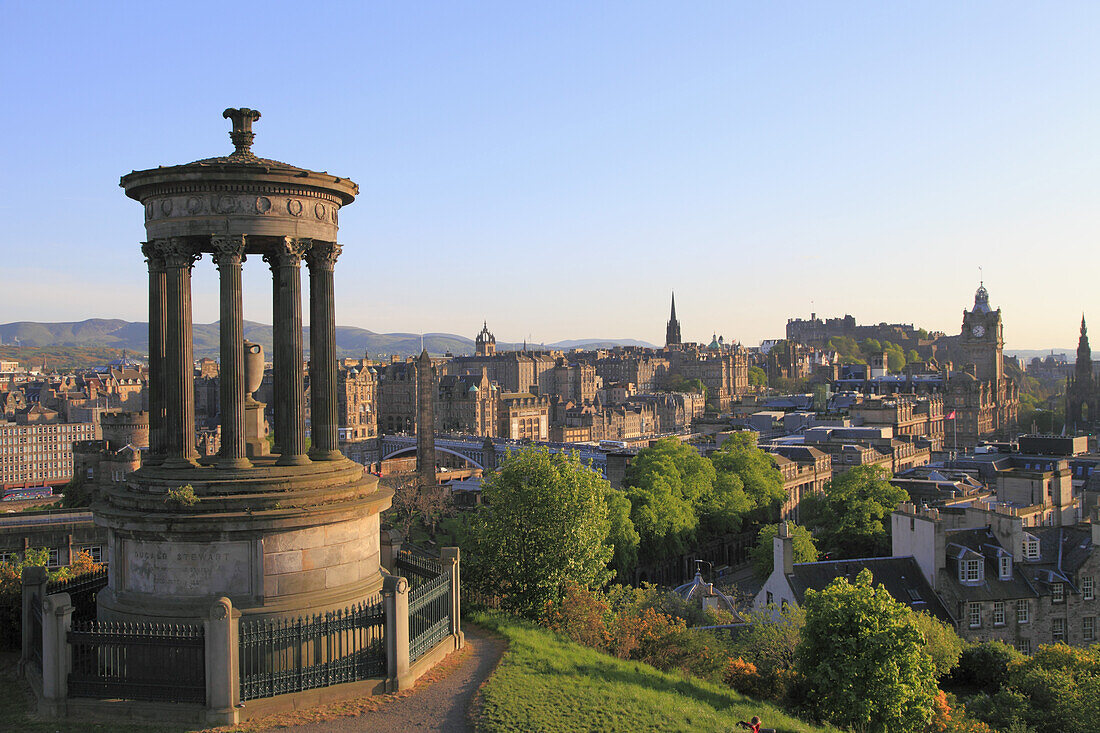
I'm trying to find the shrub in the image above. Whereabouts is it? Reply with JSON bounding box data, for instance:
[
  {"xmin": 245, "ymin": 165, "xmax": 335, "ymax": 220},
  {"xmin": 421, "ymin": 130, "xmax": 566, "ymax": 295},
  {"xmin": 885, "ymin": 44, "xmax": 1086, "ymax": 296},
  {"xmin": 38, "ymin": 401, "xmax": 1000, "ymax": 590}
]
[{"xmin": 165, "ymin": 484, "xmax": 199, "ymax": 508}]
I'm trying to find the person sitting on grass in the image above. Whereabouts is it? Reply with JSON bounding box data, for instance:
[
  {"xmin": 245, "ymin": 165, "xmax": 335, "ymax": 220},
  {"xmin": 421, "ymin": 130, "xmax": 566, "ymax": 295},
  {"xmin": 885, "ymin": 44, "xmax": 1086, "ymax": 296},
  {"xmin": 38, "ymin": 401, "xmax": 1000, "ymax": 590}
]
[{"xmin": 736, "ymin": 715, "xmax": 762, "ymax": 732}]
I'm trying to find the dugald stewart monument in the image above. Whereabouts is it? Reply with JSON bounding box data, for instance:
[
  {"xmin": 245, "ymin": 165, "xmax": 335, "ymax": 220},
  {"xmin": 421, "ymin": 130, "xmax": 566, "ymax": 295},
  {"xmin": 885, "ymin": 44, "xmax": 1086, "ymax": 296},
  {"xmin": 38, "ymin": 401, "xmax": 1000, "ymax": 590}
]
[
  {"xmin": 17, "ymin": 109, "xmax": 464, "ymax": 727},
  {"xmin": 106, "ymin": 107, "xmax": 392, "ymax": 623}
]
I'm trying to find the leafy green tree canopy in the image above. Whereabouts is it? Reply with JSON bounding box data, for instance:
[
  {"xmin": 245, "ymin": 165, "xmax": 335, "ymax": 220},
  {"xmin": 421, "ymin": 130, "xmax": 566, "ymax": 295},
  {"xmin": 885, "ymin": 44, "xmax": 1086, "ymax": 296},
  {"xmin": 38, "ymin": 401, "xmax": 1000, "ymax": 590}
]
[
  {"xmin": 710, "ymin": 432, "xmax": 786, "ymax": 520},
  {"xmin": 624, "ymin": 439, "xmax": 710, "ymax": 561},
  {"xmin": 750, "ymin": 522, "xmax": 818, "ymax": 580},
  {"xmin": 748, "ymin": 366, "xmax": 768, "ymax": 387},
  {"xmin": 470, "ymin": 447, "xmax": 613, "ymax": 617},
  {"xmin": 801, "ymin": 464, "xmax": 908, "ymax": 558},
  {"xmin": 797, "ymin": 568, "xmax": 938, "ymax": 732}
]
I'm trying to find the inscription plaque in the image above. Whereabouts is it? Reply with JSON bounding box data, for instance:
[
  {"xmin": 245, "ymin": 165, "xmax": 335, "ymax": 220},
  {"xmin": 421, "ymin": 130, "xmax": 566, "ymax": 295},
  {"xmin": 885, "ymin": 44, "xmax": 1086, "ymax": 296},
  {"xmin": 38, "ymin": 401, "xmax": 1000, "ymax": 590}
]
[{"xmin": 125, "ymin": 539, "xmax": 253, "ymax": 596}]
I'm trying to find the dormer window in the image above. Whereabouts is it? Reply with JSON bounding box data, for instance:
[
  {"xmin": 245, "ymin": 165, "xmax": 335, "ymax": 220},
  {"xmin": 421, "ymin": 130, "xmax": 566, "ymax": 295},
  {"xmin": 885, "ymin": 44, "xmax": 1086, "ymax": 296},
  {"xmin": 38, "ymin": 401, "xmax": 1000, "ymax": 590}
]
[
  {"xmin": 959, "ymin": 558, "xmax": 982, "ymax": 584},
  {"xmin": 1023, "ymin": 535, "xmax": 1040, "ymax": 560}
]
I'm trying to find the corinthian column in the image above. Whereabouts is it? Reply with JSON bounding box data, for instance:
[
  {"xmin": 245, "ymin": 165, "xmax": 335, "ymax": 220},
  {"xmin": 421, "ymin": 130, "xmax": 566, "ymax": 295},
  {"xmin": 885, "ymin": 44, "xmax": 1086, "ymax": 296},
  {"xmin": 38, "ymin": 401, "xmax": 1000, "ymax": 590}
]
[
  {"xmin": 141, "ymin": 242, "xmax": 167, "ymax": 464},
  {"xmin": 158, "ymin": 237, "xmax": 200, "ymax": 468},
  {"xmin": 306, "ymin": 241, "xmax": 343, "ymax": 461},
  {"xmin": 211, "ymin": 235, "xmax": 251, "ymax": 469},
  {"xmin": 264, "ymin": 237, "xmax": 310, "ymax": 466}
]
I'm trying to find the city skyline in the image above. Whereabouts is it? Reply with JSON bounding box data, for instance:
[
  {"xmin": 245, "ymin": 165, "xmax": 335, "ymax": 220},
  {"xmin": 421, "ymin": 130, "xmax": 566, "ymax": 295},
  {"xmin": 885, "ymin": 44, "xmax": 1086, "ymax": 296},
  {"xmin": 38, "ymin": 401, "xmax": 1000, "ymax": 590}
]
[{"xmin": 2, "ymin": 3, "xmax": 1098, "ymax": 348}]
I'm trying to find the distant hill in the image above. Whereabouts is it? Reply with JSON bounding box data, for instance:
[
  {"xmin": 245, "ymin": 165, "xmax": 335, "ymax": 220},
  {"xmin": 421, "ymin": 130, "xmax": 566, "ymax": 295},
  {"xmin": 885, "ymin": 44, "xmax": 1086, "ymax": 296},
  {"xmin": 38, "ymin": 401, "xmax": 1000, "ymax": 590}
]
[
  {"xmin": 1007, "ymin": 349, "xmax": 1074, "ymax": 361},
  {"xmin": 0, "ymin": 320, "xmax": 656, "ymax": 359}
]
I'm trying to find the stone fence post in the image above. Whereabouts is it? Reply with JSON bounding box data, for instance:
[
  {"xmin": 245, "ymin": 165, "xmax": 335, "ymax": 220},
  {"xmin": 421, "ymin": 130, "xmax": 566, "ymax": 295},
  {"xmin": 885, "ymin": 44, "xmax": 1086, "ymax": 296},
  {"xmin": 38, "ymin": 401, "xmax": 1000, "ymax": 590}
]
[
  {"xmin": 204, "ymin": 596, "xmax": 241, "ymax": 726},
  {"xmin": 20, "ymin": 565, "xmax": 48, "ymax": 672},
  {"xmin": 441, "ymin": 547, "xmax": 464, "ymax": 648},
  {"xmin": 382, "ymin": 574, "xmax": 410, "ymax": 691},
  {"xmin": 41, "ymin": 592, "xmax": 73, "ymax": 711},
  {"xmin": 380, "ymin": 528, "xmax": 403, "ymax": 571}
]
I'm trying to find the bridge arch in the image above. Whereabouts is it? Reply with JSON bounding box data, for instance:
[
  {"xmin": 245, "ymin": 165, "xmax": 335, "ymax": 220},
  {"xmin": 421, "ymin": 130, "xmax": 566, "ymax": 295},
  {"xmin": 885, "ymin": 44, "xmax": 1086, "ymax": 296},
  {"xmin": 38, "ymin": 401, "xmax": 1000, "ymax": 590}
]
[{"xmin": 380, "ymin": 445, "xmax": 485, "ymax": 471}]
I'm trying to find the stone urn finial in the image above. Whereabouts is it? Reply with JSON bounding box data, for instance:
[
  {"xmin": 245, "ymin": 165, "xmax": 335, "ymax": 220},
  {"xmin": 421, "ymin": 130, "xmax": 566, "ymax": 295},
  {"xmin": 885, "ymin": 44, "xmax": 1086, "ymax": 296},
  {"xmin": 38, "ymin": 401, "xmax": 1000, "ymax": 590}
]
[{"xmin": 223, "ymin": 107, "xmax": 262, "ymax": 157}]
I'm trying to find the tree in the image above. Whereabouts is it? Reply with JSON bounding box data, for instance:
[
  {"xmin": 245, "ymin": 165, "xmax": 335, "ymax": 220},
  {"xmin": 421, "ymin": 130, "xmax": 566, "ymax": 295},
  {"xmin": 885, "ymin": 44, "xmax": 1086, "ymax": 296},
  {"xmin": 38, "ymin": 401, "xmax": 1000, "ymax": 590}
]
[
  {"xmin": 749, "ymin": 523, "xmax": 818, "ymax": 580},
  {"xmin": 605, "ymin": 490, "xmax": 640, "ymax": 582},
  {"xmin": 469, "ymin": 447, "xmax": 613, "ymax": 617},
  {"xmin": 748, "ymin": 366, "xmax": 767, "ymax": 387},
  {"xmin": 623, "ymin": 439, "xmax": 711, "ymax": 561},
  {"xmin": 909, "ymin": 610, "xmax": 963, "ymax": 680},
  {"xmin": 885, "ymin": 347, "xmax": 906, "ymax": 373},
  {"xmin": 731, "ymin": 601, "xmax": 805, "ymax": 702},
  {"xmin": 710, "ymin": 432, "xmax": 786, "ymax": 521},
  {"xmin": 797, "ymin": 568, "xmax": 938, "ymax": 732},
  {"xmin": 801, "ymin": 465, "xmax": 908, "ymax": 558},
  {"xmin": 383, "ymin": 471, "xmax": 455, "ymax": 540}
]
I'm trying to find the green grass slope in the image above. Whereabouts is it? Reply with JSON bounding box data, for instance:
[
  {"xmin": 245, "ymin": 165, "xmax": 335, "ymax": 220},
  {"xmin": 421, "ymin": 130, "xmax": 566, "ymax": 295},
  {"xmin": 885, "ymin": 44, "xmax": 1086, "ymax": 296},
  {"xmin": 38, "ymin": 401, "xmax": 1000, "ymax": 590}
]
[{"xmin": 471, "ymin": 613, "xmax": 836, "ymax": 733}]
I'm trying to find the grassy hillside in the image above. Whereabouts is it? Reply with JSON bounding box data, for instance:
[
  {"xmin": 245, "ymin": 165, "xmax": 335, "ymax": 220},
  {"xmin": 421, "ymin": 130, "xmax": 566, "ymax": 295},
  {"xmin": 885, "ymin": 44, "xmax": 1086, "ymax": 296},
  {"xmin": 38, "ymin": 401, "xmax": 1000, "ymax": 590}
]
[{"xmin": 471, "ymin": 612, "xmax": 836, "ymax": 733}]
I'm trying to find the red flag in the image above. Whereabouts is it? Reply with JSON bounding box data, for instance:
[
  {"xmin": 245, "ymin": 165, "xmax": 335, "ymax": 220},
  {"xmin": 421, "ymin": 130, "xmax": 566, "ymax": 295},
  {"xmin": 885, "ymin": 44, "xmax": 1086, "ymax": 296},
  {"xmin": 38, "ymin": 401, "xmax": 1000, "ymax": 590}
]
[{"xmin": 946, "ymin": 411, "xmax": 956, "ymax": 420}]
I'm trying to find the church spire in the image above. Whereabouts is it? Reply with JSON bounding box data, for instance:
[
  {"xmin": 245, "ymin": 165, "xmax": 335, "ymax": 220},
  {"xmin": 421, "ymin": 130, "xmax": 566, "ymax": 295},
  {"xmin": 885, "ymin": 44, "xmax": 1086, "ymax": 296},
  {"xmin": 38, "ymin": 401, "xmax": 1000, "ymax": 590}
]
[
  {"xmin": 1076, "ymin": 314, "xmax": 1092, "ymax": 378},
  {"xmin": 665, "ymin": 291, "xmax": 682, "ymax": 348}
]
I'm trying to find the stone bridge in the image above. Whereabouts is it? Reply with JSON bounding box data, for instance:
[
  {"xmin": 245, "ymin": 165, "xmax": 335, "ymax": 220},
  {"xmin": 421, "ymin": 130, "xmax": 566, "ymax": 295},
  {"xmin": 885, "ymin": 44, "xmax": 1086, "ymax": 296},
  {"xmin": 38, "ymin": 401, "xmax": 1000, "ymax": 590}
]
[{"xmin": 378, "ymin": 435, "xmax": 608, "ymax": 475}]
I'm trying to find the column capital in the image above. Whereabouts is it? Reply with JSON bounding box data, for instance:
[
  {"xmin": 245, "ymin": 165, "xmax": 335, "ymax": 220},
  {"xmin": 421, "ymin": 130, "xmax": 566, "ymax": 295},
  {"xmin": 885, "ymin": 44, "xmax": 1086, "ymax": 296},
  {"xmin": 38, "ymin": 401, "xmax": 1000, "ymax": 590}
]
[
  {"xmin": 155, "ymin": 237, "xmax": 201, "ymax": 270},
  {"xmin": 305, "ymin": 241, "xmax": 342, "ymax": 271},
  {"xmin": 210, "ymin": 234, "xmax": 247, "ymax": 270},
  {"xmin": 141, "ymin": 242, "xmax": 166, "ymax": 272},
  {"xmin": 263, "ymin": 237, "xmax": 311, "ymax": 269}
]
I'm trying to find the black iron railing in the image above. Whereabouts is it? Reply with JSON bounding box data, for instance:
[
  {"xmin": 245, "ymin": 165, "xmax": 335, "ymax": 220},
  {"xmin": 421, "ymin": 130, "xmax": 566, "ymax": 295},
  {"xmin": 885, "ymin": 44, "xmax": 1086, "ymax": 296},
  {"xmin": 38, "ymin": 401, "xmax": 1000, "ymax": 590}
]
[
  {"xmin": 239, "ymin": 597, "xmax": 386, "ymax": 701},
  {"xmin": 29, "ymin": 591, "xmax": 42, "ymax": 669},
  {"xmin": 68, "ymin": 621, "xmax": 206, "ymax": 704},
  {"xmin": 47, "ymin": 568, "xmax": 108, "ymax": 624},
  {"xmin": 409, "ymin": 571, "xmax": 451, "ymax": 663},
  {"xmin": 395, "ymin": 548, "xmax": 442, "ymax": 589}
]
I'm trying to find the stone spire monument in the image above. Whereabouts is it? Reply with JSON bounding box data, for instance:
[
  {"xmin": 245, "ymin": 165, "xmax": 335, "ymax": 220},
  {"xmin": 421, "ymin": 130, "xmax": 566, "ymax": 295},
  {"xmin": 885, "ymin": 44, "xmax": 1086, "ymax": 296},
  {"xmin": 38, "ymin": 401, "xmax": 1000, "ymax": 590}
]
[{"xmin": 98, "ymin": 109, "xmax": 393, "ymax": 623}]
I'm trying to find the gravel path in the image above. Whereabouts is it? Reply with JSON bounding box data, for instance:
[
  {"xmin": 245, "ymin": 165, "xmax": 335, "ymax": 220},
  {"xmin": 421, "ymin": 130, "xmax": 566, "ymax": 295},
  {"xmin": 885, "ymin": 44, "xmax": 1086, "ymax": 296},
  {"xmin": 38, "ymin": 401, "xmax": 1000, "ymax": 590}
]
[{"xmin": 278, "ymin": 625, "xmax": 506, "ymax": 733}]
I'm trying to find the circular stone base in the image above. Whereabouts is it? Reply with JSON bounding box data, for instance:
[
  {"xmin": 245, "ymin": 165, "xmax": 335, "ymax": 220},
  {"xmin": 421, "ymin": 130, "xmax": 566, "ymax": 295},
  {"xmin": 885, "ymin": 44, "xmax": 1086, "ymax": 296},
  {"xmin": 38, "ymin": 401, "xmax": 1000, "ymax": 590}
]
[{"xmin": 94, "ymin": 457, "xmax": 393, "ymax": 623}]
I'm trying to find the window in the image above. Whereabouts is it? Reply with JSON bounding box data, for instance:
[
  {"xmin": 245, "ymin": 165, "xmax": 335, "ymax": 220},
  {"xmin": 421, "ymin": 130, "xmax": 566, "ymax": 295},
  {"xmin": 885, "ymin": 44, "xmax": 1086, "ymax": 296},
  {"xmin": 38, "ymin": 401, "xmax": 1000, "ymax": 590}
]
[
  {"xmin": 1053, "ymin": 583, "xmax": 1065, "ymax": 604},
  {"xmin": 81, "ymin": 545, "xmax": 102, "ymax": 563},
  {"xmin": 1018, "ymin": 639, "xmax": 1031, "ymax": 656},
  {"xmin": 969, "ymin": 602, "xmax": 982, "ymax": 628},
  {"xmin": 999, "ymin": 555, "xmax": 1012, "ymax": 579},
  {"xmin": 993, "ymin": 601, "xmax": 1006, "ymax": 626},
  {"xmin": 960, "ymin": 558, "xmax": 982, "ymax": 583},
  {"xmin": 766, "ymin": 591, "xmax": 773, "ymax": 605},
  {"xmin": 1024, "ymin": 536, "xmax": 1040, "ymax": 560},
  {"xmin": 1017, "ymin": 599, "xmax": 1030, "ymax": 624},
  {"xmin": 1085, "ymin": 617, "xmax": 1096, "ymax": 642},
  {"xmin": 1084, "ymin": 576, "xmax": 1095, "ymax": 601},
  {"xmin": 46, "ymin": 548, "xmax": 59, "ymax": 568},
  {"xmin": 1053, "ymin": 617, "xmax": 1066, "ymax": 643}
]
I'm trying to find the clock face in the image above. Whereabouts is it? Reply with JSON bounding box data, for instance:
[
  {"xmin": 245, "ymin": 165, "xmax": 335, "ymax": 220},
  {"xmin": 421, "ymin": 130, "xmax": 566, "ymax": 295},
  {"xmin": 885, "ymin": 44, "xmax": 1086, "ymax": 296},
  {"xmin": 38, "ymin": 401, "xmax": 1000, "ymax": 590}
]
[{"xmin": 972, "ymin": 325, "xmax": 986, "ymax": 338}]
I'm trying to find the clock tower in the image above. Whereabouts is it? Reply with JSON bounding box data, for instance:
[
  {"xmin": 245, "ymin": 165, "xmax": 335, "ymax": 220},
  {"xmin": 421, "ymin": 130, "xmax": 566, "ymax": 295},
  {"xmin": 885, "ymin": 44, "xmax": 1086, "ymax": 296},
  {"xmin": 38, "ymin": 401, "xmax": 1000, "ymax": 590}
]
[{"xmin": 960, "ymin": 283, "xmax": 1004, "ymax": 385}]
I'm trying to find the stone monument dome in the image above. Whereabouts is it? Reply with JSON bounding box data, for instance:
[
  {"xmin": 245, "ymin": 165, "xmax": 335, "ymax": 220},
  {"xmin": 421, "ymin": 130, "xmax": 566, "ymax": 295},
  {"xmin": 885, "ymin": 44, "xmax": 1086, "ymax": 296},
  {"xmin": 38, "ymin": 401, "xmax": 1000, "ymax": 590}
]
[{"xmin": 98, "ymin": 109, "xmax": 392, "ymax": 625}]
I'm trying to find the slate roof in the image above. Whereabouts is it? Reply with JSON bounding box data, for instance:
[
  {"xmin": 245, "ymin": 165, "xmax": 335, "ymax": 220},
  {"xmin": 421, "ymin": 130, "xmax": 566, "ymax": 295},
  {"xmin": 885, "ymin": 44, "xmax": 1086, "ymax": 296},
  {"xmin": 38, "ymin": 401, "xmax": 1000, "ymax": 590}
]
[
  {"xmin": 786, "ymin": 556, "xmax": 954, "ymax": 623},
  {"xmin": 939, "ymin": 527, "xmax": 1037, "ymax": 602},
  {"xmin": 1019, "ymin": 526, "xmax": 1096, "ymax": 594}
]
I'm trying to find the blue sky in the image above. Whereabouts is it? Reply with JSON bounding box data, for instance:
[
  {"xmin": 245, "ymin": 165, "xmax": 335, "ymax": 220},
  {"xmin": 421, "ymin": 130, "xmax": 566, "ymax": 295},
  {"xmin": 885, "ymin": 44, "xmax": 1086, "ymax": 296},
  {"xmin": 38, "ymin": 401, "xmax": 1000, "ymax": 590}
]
[{"xmin": 1, "ymin": 2, "xmax": 1097, "ymax": 349}]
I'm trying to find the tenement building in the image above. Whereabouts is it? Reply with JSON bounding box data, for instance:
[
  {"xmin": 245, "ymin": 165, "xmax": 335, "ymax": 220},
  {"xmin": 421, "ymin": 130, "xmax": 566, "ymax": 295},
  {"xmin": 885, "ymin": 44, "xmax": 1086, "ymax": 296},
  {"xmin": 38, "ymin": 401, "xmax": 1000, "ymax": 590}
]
[{"xmin": 893, "ymin": 502, "xmax": 1100, "ymax": 652}]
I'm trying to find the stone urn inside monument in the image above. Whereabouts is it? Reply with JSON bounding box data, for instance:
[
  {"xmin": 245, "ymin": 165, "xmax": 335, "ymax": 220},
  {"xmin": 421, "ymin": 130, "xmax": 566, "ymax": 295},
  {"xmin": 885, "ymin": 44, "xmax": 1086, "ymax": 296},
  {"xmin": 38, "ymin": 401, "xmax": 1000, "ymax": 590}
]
[{"xmin": 94, "ymin": 108, "xmax": 393, "ymax": 624}]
